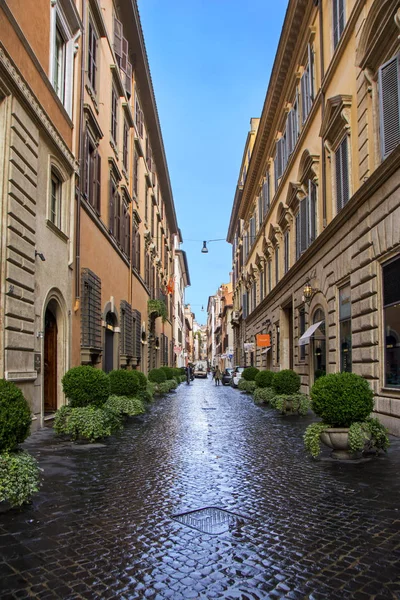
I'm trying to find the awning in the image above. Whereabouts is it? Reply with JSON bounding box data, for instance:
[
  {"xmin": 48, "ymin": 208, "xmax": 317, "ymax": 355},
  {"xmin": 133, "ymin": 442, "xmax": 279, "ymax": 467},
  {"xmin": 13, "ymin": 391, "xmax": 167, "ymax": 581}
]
[
  {"xmin": 261, "ymin": 347, "xmax": 271, "ymax": 355},
  {"xmin": 299, "ymin": 321, "xmax": 324, "ymax": 346}
]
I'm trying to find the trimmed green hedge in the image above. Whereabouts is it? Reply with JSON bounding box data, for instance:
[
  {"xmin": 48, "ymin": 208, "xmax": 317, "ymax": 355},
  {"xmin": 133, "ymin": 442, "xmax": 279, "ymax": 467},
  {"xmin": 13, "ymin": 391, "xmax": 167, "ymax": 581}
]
[
  {"xmin": 0, "ymin": 451, "xmax": 40, "ymax": 507},
  {"xmin": 109, "ymin": 370, "xmax": 139, "ymax": 397},
  {"xmin": 160, "ymin": 366, "xmax": 174, "ymax": 380},
  {"xmin": 133, "ymin": 371, "xmax": 148, "ymax": 390},
  {"xmin": 255, "ymin": 370, "xmax": 274, "ymax": 388},
  {"xmin": 253, "ymin": 387, "xmax": 276, "ymax": 405},
  {"xmin": 105, "ymin": 395, "xmax": 145, "ymax": 417},
  {"xmin": 54, "ymin": 405, "xmax": 122, "ymax": 442},
  {"xmin": 242, "ymin": 367, "xmax": 260, "ymax": 381},
  {"xmin": 238, "ymin": 380, "xmax": 257, "ymax": 393},
  {"xmin": 311, "ymin": 372, "xmax": 374, "ymax": 427},
  {"xmin": 272, "ymin": 370, "xmax": 301, "ymax": 395},
  {"xmin": 62, "ymin": 366, "xmax": 110, "ymax": 407},
  {"xmin": 0, "ymin": 380, "xmax": 32, "ymax": 452},
  {"xmin": 148, "ymin": 368, "xmax": 167, "ymax": 384}
]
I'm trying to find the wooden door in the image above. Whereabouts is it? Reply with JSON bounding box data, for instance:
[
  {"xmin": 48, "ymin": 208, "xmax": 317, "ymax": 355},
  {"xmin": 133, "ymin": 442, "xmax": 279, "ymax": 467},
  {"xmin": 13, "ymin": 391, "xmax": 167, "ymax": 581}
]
[{"xmin": 44, "ymin": 309, "xmax": 57, "ymax": 412}]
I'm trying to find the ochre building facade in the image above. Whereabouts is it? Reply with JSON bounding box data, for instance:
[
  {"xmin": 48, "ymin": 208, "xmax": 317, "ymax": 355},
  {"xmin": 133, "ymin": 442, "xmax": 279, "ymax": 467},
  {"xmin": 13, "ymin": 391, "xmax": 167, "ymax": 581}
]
[{"xmin": 227, "ymin": 0, "xmax": 400, "ymax": 434}]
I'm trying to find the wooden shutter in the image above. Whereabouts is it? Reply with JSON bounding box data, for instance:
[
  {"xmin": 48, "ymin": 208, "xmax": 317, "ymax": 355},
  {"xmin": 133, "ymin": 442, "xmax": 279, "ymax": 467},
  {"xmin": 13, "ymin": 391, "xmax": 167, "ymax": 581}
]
[
  {"xmin": 338, "ymin": 0, "xmax": 345, "ymax": 41},
  {"xmin": 300, "ymin": 198, "xmax": 307, "ymax": 254},
  {"xmin": 95, "ymin": 153, "xmax": 101, "ymax": 214},
  {"xmin": 136, "ymin": 232, "xmax": 140, "ymax": 272},
  {"xmin": 333, "ymin": 0, "xmax": 339, "ymax": 48},
  {"xmin": 133, "ymin": 309, "xmax": 141, "ymax": 360},
  {"xmin": 109, "ymin": 179, "xmax": 115, "ymax": 234},
  {"xmin": 113, "ymin": 16, "xmax": 123, "ymax": 64},
  {"xmin": 308, "ymin": 44, "xmax": 314, "ymax": 103},
  {"xmin": 287, "ymin": 111, "xmax": 293, "ymax": 156},
  {"xmin": 125, "ymin": 210, "xmax": 130, "ymax": 257},
  {"xmin": 121, "ymin": 37, "xmax": 128, "ymax": 73},
  {"xmin": 125, "ymin": 61, "xmax": 132, "ymax": 98},
  {"xmin": 379, "ymin": 55, "xmax": 400, "ymax": 159},
  {"xmin": 301, "ymin": 70, "xmax": 309, "ymax": 123},
  {"xmin": 336, "ymin": 137, "xmax": 349, "ymax": 212},
  {"xmin": 258, "ymin": 195, "xmax": 263, "ymax": 227},
  {"xmin": 276, "ymin": 138, "xmax": 283, "ymax": 179},
  {"xmin": 83, "ymin": 129, "xmax": 89, "ymax": 198},
  {"xmin": 296, "ymin": 212, "xmax": 301, "ymax": 260},
  {"xmin": 309, "ymin": 180, "xmax": 317, "ymax": 243}
]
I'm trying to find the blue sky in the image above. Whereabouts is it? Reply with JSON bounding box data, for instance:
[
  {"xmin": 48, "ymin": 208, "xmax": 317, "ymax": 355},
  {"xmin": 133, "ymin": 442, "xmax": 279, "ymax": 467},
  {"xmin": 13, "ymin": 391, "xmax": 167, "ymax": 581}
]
[{"xmin": 138, "ymin": 0, "xmax": 287, "ymax": 325}]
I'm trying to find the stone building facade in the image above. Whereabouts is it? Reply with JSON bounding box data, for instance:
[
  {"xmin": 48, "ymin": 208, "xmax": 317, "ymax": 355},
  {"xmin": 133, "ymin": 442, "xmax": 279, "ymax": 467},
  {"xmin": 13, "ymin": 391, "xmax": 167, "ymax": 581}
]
[
  {"xmin": 0, "ymin": 0, "xmax": 79, "ymax": 428},
  {"xmin": 227, "ymin": 0, "xmax": 400, "ymax": 434}
]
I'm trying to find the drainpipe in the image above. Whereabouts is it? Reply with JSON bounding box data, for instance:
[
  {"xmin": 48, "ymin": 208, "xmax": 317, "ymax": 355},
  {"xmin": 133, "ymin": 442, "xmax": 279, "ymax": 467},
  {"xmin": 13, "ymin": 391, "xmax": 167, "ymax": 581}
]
[
  {"xmin": 318, "ymin": 0, "xmax": 327, "ymax": 227},
  {"xmin": 75, "ymin": 0, "xmax": 86, "ymax": 301}
]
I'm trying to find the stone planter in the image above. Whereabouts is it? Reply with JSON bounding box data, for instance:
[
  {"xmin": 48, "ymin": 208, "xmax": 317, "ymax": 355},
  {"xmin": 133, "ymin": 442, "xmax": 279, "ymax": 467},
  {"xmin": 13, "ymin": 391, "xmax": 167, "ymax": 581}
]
[{"xmin": 320, "ymin": 427, "xmax": 362, "ymax": 460}]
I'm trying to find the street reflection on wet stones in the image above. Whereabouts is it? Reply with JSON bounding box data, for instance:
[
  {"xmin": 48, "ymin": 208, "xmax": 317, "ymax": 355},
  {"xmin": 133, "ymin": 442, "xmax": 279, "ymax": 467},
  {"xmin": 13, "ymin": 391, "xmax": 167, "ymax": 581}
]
[{"xmin": 1, "ymin": 379, "xmax": 400, "ymax": 599}]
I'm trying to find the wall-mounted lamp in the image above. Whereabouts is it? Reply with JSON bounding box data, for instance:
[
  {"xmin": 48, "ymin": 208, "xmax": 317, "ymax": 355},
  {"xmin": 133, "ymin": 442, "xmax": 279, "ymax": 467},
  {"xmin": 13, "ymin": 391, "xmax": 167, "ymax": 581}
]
[
  {"xmin": 35, "ymin": 250, "xmax": 46, "ymax": 261},
  {"xmin": 201, "ymin": 239, "xmax": 225, "ymax": 254},
  {"xmin": 303, "ymin": 281, "xmax": 319, "ymax": 303}
]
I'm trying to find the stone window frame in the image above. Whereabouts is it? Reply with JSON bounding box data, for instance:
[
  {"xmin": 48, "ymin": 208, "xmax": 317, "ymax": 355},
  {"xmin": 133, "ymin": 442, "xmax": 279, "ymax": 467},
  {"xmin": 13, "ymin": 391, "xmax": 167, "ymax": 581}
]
[
  {"xmin": 356, "ymin": 2, "xmax": 400, "ymax": 166},
  {"xmin": 49, "ymin": 0, "xmax": 80, "ymax": 116},
  {"xmin": 320, "ymin": 95, "xmax": 352, "ymax": 218},
  {"xmin": 47, "ymin": 157, "xmax": 69, "ymax": 238}
]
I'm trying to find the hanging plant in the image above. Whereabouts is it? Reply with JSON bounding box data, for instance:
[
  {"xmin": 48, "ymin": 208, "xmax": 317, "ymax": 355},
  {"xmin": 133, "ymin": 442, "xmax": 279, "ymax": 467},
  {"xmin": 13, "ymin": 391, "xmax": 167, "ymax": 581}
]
[{"xmin": 148, "ymin": 299, "xmax": 168, "ymax": 322}]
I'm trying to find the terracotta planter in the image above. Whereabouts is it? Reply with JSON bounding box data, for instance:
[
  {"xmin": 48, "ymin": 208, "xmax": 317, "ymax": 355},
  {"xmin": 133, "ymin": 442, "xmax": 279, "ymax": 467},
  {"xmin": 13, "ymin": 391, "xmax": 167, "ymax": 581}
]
[{"xmin": 320, "ymin": 427, "xmax": 362, "ymax": 460}]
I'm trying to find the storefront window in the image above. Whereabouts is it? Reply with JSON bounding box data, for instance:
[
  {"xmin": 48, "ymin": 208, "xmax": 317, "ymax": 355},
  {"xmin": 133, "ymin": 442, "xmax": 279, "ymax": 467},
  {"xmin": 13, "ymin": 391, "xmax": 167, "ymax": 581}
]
[
  {"xmin": 383, "ymin": 256, "xmax": 400, "ymax": 388},
  {"xmin": 339, "ymin": 285, "xmax": 352, "ymax": 372},
  {"xmin": 313, "ymin": 308, "xmax": 326, "ymax": 380}
]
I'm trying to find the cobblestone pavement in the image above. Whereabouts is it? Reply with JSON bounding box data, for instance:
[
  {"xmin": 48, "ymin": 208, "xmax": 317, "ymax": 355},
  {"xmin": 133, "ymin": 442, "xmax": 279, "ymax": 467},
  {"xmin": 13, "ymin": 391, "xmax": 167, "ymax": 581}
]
[{"xmin": 1, "ymin": 379, "xmax": 400, "ymax": 599}]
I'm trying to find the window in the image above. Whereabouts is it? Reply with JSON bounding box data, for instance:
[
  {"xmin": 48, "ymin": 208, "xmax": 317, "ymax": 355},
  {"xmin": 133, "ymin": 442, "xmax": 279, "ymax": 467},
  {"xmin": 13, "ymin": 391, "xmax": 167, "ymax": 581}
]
[
  {"xmin": 122, "ymin": 199, "xmax": 130, "ymax": 256},
  {"xmin": 120, "ymin": 301, "xmax": 133, "ymax": 358},
  {"xmin": 259, "ymin": 268, "xmax": 264, "ymax": 302},
  {"xmin": 268, "ymin": 260, "xmax": 272, "ymax": 293},
  {"xmin": 249, "ymin": 217, "xmax": 256, "ymax": 247},
  {"xmin": 275, "ymin": 247, "xmax": 279, "ymax": 284},
  {"xmin": 54, "ymin": 25, "xmax": 66, "ymax": 103},
  {"xmin": 83, "ymin": 129, "xmax": 101, "ymax": 214},
  {"xmin": 287, "ymin": 94, "xmax": 299, "ymax": 156},
  {"xmin": 87, "ymin": 19, "xmax": 98, "ymax": 93},
  {"xmin": 109, "ymin": 176, "xmax": 118, "ymax": 237},
  {"xmin": 132, "ymin": 309, "xmax": 142, "ymax": 362},
  {"xmin": 145, "ymin": 187, "xmax": 149, "ymax": 223},
  {"xmin": 379, "ymin": 54, "xmax": 400, "ymax": 160},
  {"xmin": 296, "ymin": 180, "xmax": 317, "ymax": 259},
  {"xmin": 301, "ymin": 44, "xmax": 315, "ymax": 124},
  {"xmin": 339, "ymin": 284, "xmax": 352, "ymax": 372},
  {"xmin": 132, "ymin": 227, "xmax": 140, "ymax": 272},
  {"xmin": 49, "ymin": 1, "xmax": 79, "ymax": 115},
  {"xmin": 50, "ymin": 170, "xmax": 62, "ymax": 229},
  {"xmin": 145, "ymin": 253, "xmax": 150, "ymax": 289},
  {"xmin": 252, "ymin": 280, "xmax": 257, "ymax": 312},
  {"xmin": 135, "ymin": 95, "xmax": 144, "ymax": 138},
  {"xmin": 333, "ymin": 0, "xmax": 345, "ymax": 50},
  {"xmin": 335, "ymin": 136, "xmax": 350, "ymax": 212},
  {"xmin": 81, "ymin": 268, "xmax": 102, "ymax": 350},
  {"xmin": 383, "ymin": 256, "xmax": 400, "ymax": 388},
  {"xmin": 284, "ymin": 230, "xmax": 289, "ymax": 274},
  {"xmin": 123, "ymin": 120, "xmax": 129, "ymax": 171},
  {"xmin": 111, "ymin": 86, "xmax": 118, "ymax": 144},
  {"xmin": 258, "ymin": 195, "xmax": 263, "ymax": 228},
  {"xmin": 133, "ymin": 150, "xmax": 139, "ymax": 196},
  {"xmin": 274, "ymin": 137, "xmax": 285, "ymax": 188},
  {"xmin": 242, "ymin": 290, "xmax": 248, "ymax": 319},
  {"xmin": 299, "ymin": 308, "xmax": 306, "ymax": 360},
  {"xmin": 262, "ymin": 172, "xmax": 270, "ymax": 216}
]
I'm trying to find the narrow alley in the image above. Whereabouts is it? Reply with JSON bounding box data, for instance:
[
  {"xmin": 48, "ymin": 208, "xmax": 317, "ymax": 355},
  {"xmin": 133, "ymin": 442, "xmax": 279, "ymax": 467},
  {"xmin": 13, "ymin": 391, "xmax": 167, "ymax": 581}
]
[{"xmin": 1, "ymin": 380, "xmax": 400, "ymax": 599}]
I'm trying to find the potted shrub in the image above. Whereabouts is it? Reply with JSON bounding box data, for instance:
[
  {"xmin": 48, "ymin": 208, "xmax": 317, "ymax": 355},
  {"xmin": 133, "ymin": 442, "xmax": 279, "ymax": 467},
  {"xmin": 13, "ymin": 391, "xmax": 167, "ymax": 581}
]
[
  {"xmin": 109, "ymin": 369, "xmax": 139, "ymax": 398},
  {"xmin": 0, "ymin": 380, "xmax": 41, "ymax": 509},
  {"xmin": 304, "ymin": 372, "xmax": 389, "ymax": 459},
  {"xmin": 62, "ymin": 366, "xmax": 110, "ymax": 407},
  {"xmin": 242, "ymin": 367, "xmax": 259, "ymax": 382},
  {"xmin": 255, "ymin": 370, "xmax": 274, "ymax": 388}
]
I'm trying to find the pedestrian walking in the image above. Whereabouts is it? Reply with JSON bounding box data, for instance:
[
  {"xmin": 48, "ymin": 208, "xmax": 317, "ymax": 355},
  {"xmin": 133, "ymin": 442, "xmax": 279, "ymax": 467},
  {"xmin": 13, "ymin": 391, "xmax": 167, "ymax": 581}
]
[{"xmin": 214, "ymin": 366, "xmax": 222, "ymax": 386}]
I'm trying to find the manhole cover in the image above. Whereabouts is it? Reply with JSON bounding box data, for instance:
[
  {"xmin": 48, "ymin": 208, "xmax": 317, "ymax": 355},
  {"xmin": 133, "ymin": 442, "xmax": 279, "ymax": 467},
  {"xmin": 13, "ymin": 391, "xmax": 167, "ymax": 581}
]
[{"xmin": 172, "ymin": 506, "xmax": 249, "ymax": 535}]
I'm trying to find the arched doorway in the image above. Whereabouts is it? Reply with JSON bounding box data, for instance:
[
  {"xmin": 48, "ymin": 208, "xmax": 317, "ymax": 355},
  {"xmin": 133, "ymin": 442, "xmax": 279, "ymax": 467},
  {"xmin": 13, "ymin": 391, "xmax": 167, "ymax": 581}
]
[
  {"xmin": 44, "ymin": 307, "xmax": 57, "ymax": 413},
  {"xmin": 312, "ymin": 308, "xmax": 326, "ymax": 382},
  {"xmin": 104, "ymin": 311, "xmax": 117, "ymax": 373}
]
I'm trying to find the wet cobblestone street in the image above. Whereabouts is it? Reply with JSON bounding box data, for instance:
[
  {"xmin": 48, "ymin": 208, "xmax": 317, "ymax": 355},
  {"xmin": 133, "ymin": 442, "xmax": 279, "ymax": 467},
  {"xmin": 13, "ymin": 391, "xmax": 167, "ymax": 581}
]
[{"xmin": 1, "ymin": 379, "xmax": 400, "ymax": 599}]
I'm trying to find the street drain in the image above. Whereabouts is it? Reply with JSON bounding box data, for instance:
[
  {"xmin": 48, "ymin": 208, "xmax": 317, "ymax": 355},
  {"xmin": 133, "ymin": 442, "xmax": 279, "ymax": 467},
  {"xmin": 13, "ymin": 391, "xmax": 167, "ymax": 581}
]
[
  {"xmin": 202, "ymin": 407, "xmax": 216, "ymax": 410},
  {"xmin": 172, "ymin": 506, "xmax": 250, "ymax": 535}
]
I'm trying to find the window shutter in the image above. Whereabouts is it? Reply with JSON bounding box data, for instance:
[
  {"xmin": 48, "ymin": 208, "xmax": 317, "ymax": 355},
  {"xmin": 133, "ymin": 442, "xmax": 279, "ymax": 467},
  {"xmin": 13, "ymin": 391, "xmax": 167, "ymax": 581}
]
[
  {"xmin": 379, "ymin": 55, "xmax": 400, "ymax": 159},
  {"xmin": 300, "ymin": 198, "xmax": 307, "ymax": 254},
  {"xmin": 338, "ymin": 0, "xmax": 345, "ymax": 41},
  {"xmin": 308, "ymin": 44, "xmax": 314, "ymax": 104},
  {"xmin": 95, "ymin": 153, "xmax": 101, "ymax": 214},
  {"xmin": 113, "ymin": 17, "xmax": 123, "ymax": 64},
  {"xmin": 287, "ymin": 111, "xmax": 293, "ymax": 156},
  {"xmin": 309, "ymin": 180, "xmax": 317, "ymax": 243},
  {"xmin": 301, "ymin": 71, "xmax": 309, "ymax": 123},
  {"xmin": 276, "ymin": 138, "xmax": 283, "ymax": 179},
  {"xmin": 125, "ymin": 209, "xmax": 130, "ymax": 257},
  {"xmin": 125, "ymin": 61, "xmax": 132, "ymax": 98},
  {"xmin": 136, "ymin": 232, "xmax": 140, "ymax": 272},
  {"xmin": 333, "ymin": 0, "xmax": 339, "ymax": 48},
  {"xmin": 133, "ymin": 309, "xmax": 141, "ymax": 360},
  {"xmin": 258, "ymin": 195, "xmax": 263, "ymax": 227},
  {"xmin": 109, "ymin": 180, "xmax": 115, "ymax": 234},
  {"xmin": 336, "ymin": 137, "xmax": 349, "ymax": 212},
  {"xmin": 83, "ymin": 129, "xmax": 89, "ymax": 198},
  {"xmin": 121, "ymin": 37, "xmax": 128, "ymax": 73},
  {"xmin": 296, "ymin": 212, "xmax": 300, "ymax": 260}
]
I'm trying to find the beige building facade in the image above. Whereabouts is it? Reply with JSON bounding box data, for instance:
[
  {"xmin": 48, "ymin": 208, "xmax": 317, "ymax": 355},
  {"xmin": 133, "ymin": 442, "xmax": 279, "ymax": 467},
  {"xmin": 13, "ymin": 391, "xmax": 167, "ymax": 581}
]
[
  {"xmin": 228, "ymin": 0, "xmax": 400, "ymax": 434},
  {"xmin": 0, "ymin": 0, "xmax": 79, "ymax": 428}
]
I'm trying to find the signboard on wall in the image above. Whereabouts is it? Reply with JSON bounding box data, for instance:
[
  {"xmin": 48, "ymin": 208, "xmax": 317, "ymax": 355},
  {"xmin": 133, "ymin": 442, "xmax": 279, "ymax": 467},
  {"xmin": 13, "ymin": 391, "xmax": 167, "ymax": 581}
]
[{"xmin": 256, "ymin": 334, "xmax": 271, "ymax": 347}]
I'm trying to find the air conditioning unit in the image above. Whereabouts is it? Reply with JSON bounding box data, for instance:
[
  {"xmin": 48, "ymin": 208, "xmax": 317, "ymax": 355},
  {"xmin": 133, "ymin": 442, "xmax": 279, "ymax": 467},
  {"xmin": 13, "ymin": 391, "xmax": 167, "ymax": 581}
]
[{"xmin": 232, "ymin": 310, "xmax": 240, "ymax": 320}]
